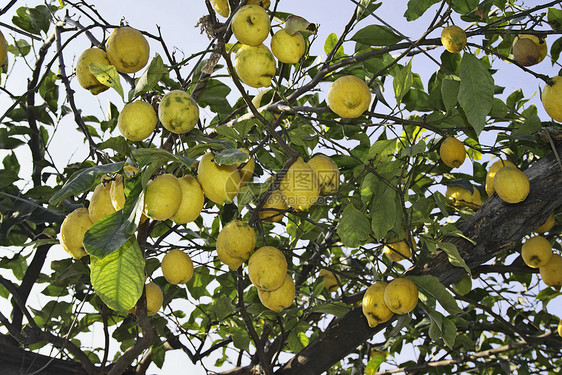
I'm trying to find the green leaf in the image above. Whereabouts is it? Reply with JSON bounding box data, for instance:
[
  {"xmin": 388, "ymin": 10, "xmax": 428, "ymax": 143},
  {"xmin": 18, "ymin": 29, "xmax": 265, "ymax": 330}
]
[
  {"xmin": 404, "ymin": 0, "xmax": 439, "ymax": 21},
  {"xmin": 356, "ymin": 1, "xmax": 383, "ymax": 21},
  {"xmin": 438, "ymin": 242, "xmax": 470, "ymax": 274},
  {"xmin": 337, "ymin": 203, "xmax": 371, "ymax": 248},
  {"xmin": 371, "ymin": 188, "xmax": 397, "ymax": 240},
  {"xmin": 351, "ymin": 25, "xmax": 403, "ymax": 47},
  {"xmin": 441, "ymin": 75, "xmax": 460, "ymax": 112},
  {"xmin": 550, "ymin": 37, "xmax": 562, "ymax": 65},
  {"xmin": 213, "ymin": 148, "xmax": 248, "ymax": 166},
  {"xmin": 49, "ymin": 162, "xmax": 124, "ymax": 206},
  {"xmin": 309, "ymin": 302, "xmax": 351, "ymax": 317},
  {"xmin": 408, "ymin": 275, "xmax": 462, "ymax": 315},
  {"xmin": 214, "ymin": 296, "xmax": 236, "ymax": 320},
  {"xmin": 458, "ymin": 54, "xmax": 494, "ymax": 135},
  {"xmin": 450, "ymin": 0, "xmax": 478, "ymax": 14},
  {"xmin": 8, "ymin": 39, "xmax": 31, "ymax": 57},
  {"xmin": 197, "ymin": 79, "xmax": 232, "ymax": 114},
  {"xmin": 89, "ymin": 63, "xmax": 124, "ymax": 99},
  {"xmin": 151, "ymin": 341, "xmax": 166, "ymax": 369},
  {"xmin": 547, "ymin": 7, "xmax": 562, "ymax": 30},
  {"xmin": 132, "ymin": 54, "xmax": 167, "ymax": 97},
  {"xmin": 513, "ymin": 105, "xmax": 541, "ymax": 136},
  {"xmin": 90, "ymin": 237, "xmax": 145, "ymax": 312},
  {"xmin": 132, "ymin": 148, "xmax": 196, "ymax": 169},
  {"xmin": 12, "ymin": 6, "xmax": 52, "ymax": 35},
  {"xmin": 231, "ymin": 327, "xmax": 250, "ymax": 352},
  {"xmin": 420, "ymin": 302, "xmax": 457, "ymax": 349},
  {"xmin": 324, "ymin": 33, "xmax": 345, "ymax": 59},
  {"xmin": 394, "ymin": 60, "xmax": 413, "ymax": 103}
]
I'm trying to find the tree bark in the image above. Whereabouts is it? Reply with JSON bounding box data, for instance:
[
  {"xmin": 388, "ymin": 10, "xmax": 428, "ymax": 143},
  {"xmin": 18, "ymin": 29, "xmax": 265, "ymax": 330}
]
[{"xmin": 0, "ymin": 342, "xmax": 86, "ymax": 375}]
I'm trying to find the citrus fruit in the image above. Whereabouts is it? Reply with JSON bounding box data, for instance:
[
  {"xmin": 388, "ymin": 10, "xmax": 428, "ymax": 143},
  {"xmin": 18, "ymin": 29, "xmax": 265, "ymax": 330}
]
[
  {"xmin": 441, "ymin": 25, "xmax": 467, "ymax": 53},
  {"xmin": 535, "ymin": 213, "xmax": 555, "ymax": 234},
  {"xmin": 172, "ymin": 175, "xmax": 205, "ymax": 224},
  {"xmin": 0, "ymin": 30, "xmax": 7, "ymax": 65},
  {"xmin": 512, "ymin": 37, "xmax": 540, "ymax": 66},
  {"xmin": 197, "ymin": 152, "xmax": 241, "ymax": 204},
  {"xmin": 234, "ymin": 44, "xmax": 276, "ymax": 88},
  {"xmin": 452, "ymin": 274, "xmax": 472, "ymax": 296},
  {"xmin": 383, "ymin": 240, "xmax": 413, "ymax": 262},
  {"xmin": 248, "ymin": 246, "xmax": 287, "ymax": 291},
  {"xmin": 118, "ymin": 100, "xmax": 157, "ymax": 141},
  {"xmin": 143, "ymin": 174, "xmax": 182, "ymax": 221},
  {"xmin": 319, "ymin": 269, "xmax": 340, "ymax": 292},
  {"xmin": 270, "ymin": 29, "xmax": 306, "ymax": 64},
  {"xmin": 539, "ymin": 254, "xmax": 562, "ymax": 287},
  {"xmin": 521, "ymin": 236, "xmax": 553, "ymax": 268},
  {"xmin": 327, "ymin": 75, "xmax": 371, "ymax": 118},
  {"xmin": 89, "ymin": 181, "xmax": 117, "ymax": 223},
  {"xmin": 105, "ymin": 26, "xmax": 149, "ymax": 74},
  {"xmin": 158, "ymin": 90, "xmax": 200, "ymax": 134},
  {"xmin": 109, "ymin": 165, "xmax": 139, "ymax": 210},
  {"xmin": 216, "ymin": 220, "xmax": 256, "ymax": 262},
  {"xmin": 144, "ymin": 282, "xmax": 163, "ymax": 316},
  {"xmin": 259, "ymin": 189, "xmax": 288, "ymax": 222},
  {"xmin": 558, "ymin": 319, "xmax": 562, "ymax": 338},
  {"xmin": 60, "ymin": 207, "xmax": 93, "ymax": 259},
  {"xmin": 446, "ymin": 185, "xmax": 482, "ymax": 209},
  {"xmin": 440, "ymin": 137, "xmax": 466, "ymax": 168},
  {"xmin": 493, "ymin": 166, "xmax": 530, "ymax": 203},
  {"xmin": 231, "ymin": 4, "xmax": 270, "ymax": 46},
  {"xmin": 279, "ymin": 157, "xmax": 319, "ymax": 211},
  {"xmin": 76, "ymin": 48, "xmax": 111, "ymax": 95},
  {"xmin": 362, "ymin": 282, "xmax": 394, "ymax": 328},
  {"xmin": 257, "ymin": 274, "xmax": 295, "ymax": 312},
  {"xmin": 211, "ymin": 0, "xmax": 230, "ymax": 17},
  {"xmin": 217, "ymin": 242, "xmax": 245, "ymax": 270},
  {"xmin": 235, "ymin": 148, "xmax": 255, "ymax": 186},
  {"xmin": 162, "ymin": 249, "xmax": 194, "ymax": 284},
  {"xmin": 383, "ymin": 278, "xmax": 418, "ymax": 314},
  {"xmin": 307, "ymin": 154, "xmax": 340, "ymax": 195},
  {"xmin": 485, "ymin": 159, "xmax": 516, "ymax": 196},
  {"xmin": 542, "ymin": 76, "xmax": 562, "ymax": 122},
  {"xmin": 514, "ymin": 34, "xmax": 547, "ymax": 64}
]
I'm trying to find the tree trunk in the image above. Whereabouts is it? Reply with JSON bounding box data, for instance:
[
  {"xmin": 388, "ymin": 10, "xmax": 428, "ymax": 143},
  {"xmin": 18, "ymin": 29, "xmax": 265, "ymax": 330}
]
[{"xmin": 0, "ymin": 342, "xmax": 86, "ymax": 375}]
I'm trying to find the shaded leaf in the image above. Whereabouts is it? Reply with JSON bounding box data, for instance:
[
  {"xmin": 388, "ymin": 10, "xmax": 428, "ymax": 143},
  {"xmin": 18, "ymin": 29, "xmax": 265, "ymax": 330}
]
[
  {"xmin": 337, "ymin": 203, "xmax": 371, "ymax": 248},
  {"xmin": 133, "ymin": 54, "xmax": 167, "ymax": 97},
  {"xmin": 89, "ymin": 63, "xmax": 123, "ymax": 99},
  {"xmin": 408, "ymin": 275, "xmax": 463, "ymax": 315},
  {"xmin": 404, "ymin": 0, "xmax": 440, "ymax": 21},
  {"xmin": 351, "ymin": 25, "xmax": 403, "ymax": 47}
]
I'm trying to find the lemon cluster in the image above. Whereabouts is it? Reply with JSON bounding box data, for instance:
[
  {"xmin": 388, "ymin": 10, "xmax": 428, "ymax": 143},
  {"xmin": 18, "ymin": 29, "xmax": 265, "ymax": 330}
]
[{"xmin": 362, "ymin": 278, "xmax": 418, "ymax": 328}]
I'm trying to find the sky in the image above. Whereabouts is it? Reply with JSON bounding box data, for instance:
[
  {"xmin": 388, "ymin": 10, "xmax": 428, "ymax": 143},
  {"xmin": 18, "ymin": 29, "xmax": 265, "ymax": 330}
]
[{"xmin": 0, "ymin": 0, "xmax": 560, "ymax": 374}]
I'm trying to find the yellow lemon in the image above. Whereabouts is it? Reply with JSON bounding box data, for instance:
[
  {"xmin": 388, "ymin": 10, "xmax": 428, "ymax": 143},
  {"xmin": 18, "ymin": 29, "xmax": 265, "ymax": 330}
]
[
  {"xmin": 271, "ymin": 29, "xmax": 306, "ymax": 64},
  {"xmin": 211, "ymin": 0, "xmax": 230, "ymax": 17},
  {"xmin": 217, "ymin": 242, "xmax": 245, "ymax": 270},
  {"xmin": 440, "ymin": 137, "xmax": 466, "ymax": 168},
  {"xmin": 540, "ymin": 254, "xmax": 562, "ymax": 287},
  {"xmin": 446, "ymin": 185, "xmax": 482, "ymax": 209},
  {"xmin": 118, "ymin": 100, "xmax": 157, "ymax": 141},
  {"xmin": 76, "ymin": 48, "xmax": 111, "ymax": 95},
  {"xmin": 234, "ymin": 44, "xmax": 276, "ymax": 88},
  {"xmin": 172, "ymin": 175, "xmax": 205, "ymax": 224},
  {"xmin": 514, "ymin": 34, "xmax": 547, "ymax": 64},
  {"xmin": 145, "ymin": 282, "xmax": 163, "ymax": 316},
  {"xmin": 235, "ymin": 148, "xmax": 255, "ymax": 186},
  {"xmin": 493, "ymin": 166, "xmax": 530, "ymax": 203},
  {"xmin": 197, "ymin": 152, "xmax": 241, "ymax": 204},
  {"xmin": 248, "ymin": 246, "xmax": 287, "ymax": 291},
  {"xmin": 383, "ymin": 240, "xmax": 414, "ymax": 262},
  {"xmin": 362, "ymin": 282, "xmax": 394, "ymax": 328},
  {"xmin": 216, "ymin": 220, "xmax": 256, "ymax": 262},
  {"xmin": 162, "ymin": 249, "xmax": 194, "ymax": 284},
  {"xmin": 60, "ymin": 207, "xmax": 93, "ymax": 259},
  {"xmin": 259, "ymin": 189, "xmax": 288, "ymax": 222},
  {"xmin": 441, "ymin": 25, "xmax": 467, "ymax": 53},
  {"xmin": 257, "ymin": 274, "xmax": 295, "ymax": 312},
  {"xmin": 521, "ymin": 236, "xmax": 553, "ymax": 268},
  {"xmin": 452, "ymin": 274, "xmax": 472, "ymax": 296},
  {"xmin": 542, "ymin": 76, "xmax": 562, "ymax": 122},
  {"xmin": 319, "ymin": 269, "xmax": 340, "ymax": 292},
  {"xmin": 109, "ymin": 166, "xmax": 139, "ymax": 211},
  {"xmin": 158, "ymin": 90, "xmax": 200, "ymax": 134},
  {"xmin": 383, "ymin": 278, "xmax": 418, "ymax": 314},
  {"xmin": 512, "ymin": 37, "xmax": 541, "ymax": 66},
  {"xmin": 328, "ymin": 75, "xmax": 371, "ymax": 118},
  {"xmin": 485, "ymin": 159, "xmax": 516, "ymax": 196},
  {"xmin": 280, "ymin": 157, "xmax": 319, "ymax": 211},
  {"xmin": 0, "ymin": 30, "xmax": 7, "ymax": 64},
  {"xmin": 231, "ymin": 4, "xmax": 270, "ymax": 46},
  {"xmin": 558, "ymin": 319, "xmax": 562, "ymax": 338},
  {"xmin": 143, "ymin": 174, "xmax": 182, "ymax": 221},
  {"xmin": 535, "ymin": 213, "xmax": 555, "ymax": 234},
  {"xmin": 89, "ymin": 181, "xmax": 117, "ymax": 223},
  {"xmin": 307, "ymin": 154, "xmax": 340, "ymax": 195},
  {"xmin": 105, "ymin": 26, "xmax": 149, "ymax": 74}
]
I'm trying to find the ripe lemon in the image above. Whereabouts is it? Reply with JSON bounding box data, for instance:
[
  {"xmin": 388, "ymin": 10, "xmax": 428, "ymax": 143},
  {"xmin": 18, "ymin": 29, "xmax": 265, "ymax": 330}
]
[
  {"xmin": 452, "ymin": 274, "xmax": 472, "ymax": 296},
  {"xmin": 521, "ymin": 236, "xmax": 553, "ymax": 268},
  {"xmin": 439, "ymin": 137, "xmax": 466, "ymax": 168},
  {"xmin": 172, "ymin": 175, "xmax": 205, "ymax": 224},
  {"xmin": 143, "ymin": 174, "xmax": 182, "ymax": 221},
  {"xmin": 383, "ymin": 278, "xmax": 418, "ymax": 314},
  {"xmin": 535, "ymin": 213, "xmax": 555, "ymax": 234},
  {"xmin": 161, "ymin": 249, "xmax": 194, "ymax": 284},
  {"xmin": 248, "ymin": 246, "xmax": 287, "ymax": 291},
  {"xmin": 231, "ymin": 4, "xmax": 270, "ymax": 46},
  {"xmin": 558, "ymin": 319, "xmax": 562, "ymax": 338},
  {"xmin": 540, "ymin": 254, "xmax": 562, "ymax": 287},
  {"xmin": 118, "ymin": 100, "xmax": 157, "ymax": 141},
  {"xmin": 257, "ymin": 274, "xmax": 295, "ymax": 311},
  {"xmin": 514, "ymin": 34, "xmax": 547, "ymax": 64},
  {"xmin": 446, "ymin": 185, "xmax": 482, "ymax": 209},
  {"xmin": 217, "ymin": 242, "xmax": 245, "ymax": 270},
  {"xmin": 319, "ymin": 269, "xmax": 340, "ymax": 292},
  {"xmin": 216, "ymin": 220, "xmax": 256, "ymax": 262},
  {"xmin": 60, "ymin": 207, "xmax": 93, "ymax": 259},
  {"xmin": 235, "ymin": 148, "xmax": 255, "ymax": 186},
  {"xmin": 211, "ymin": 0, "xmax": 230, "ymax": 17},
  {"xmin": 485, "ymin": 159, "xmax": 516, "ymax": 196},
  {"xmin": 493, "ymin": 166, "xmax": 529, "ymax": 203},
  {"xmin": 259, "ymin": 189, "xmax": 288, "ymax": 222},
  {"xmin": 110, "ymin": 166, "xmax": 139, "ymax": 210},
  {"xmin": 307, "ymin": 154, "xmax": 340, "ymax": 195},
  {"xmin": 542, "ymin": 76, "xmax": 562, "ymax": 122},
  {"xmin": 280, "ymin": 157, "xmax": 319, "ymax": 211},
  {"xmin": 271, "ymin": 29, "xmax": 306, "ymax": 64},
  {"xmin": 197, "ymin": 152, "xmax": 241, "ymax": 204},
  {"xmin": 105, "ymin": 26, "xmax": 149, "ymax": 74},
  {"xmin": 383, "ymin": 240, "xmax": 414, "ymax": 262},
  {"xmin": 441, "ymin": 25, "xmax": 467, "ymax": 53},
  {"xmin": 158, "ymin": 90, "xmax": 200, "ymax": 134},
  {"xmin": 89, "ymin": 181, "xmax": 117, "ymax": 223},
  {"xmin": 76, "ymin": 48, "xmax": 111, "ymax": 95},
  {"xmin": 512, "ymin": 37, "xmax": 541, "ymax": 66},
  {"xmin": 327, "ymin": 75, "xmax": 371, "ymax": 118},
  {"xmin": 362, "ymin": 282, "xmax": 394, "ymax": 328},
  {"xmin": 234, "ymin": 44, "xmax": 276, "ymax": 88},
  {"xmin": 145, "ymin": 282, "xmax": 163, "ymax": 316}
]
